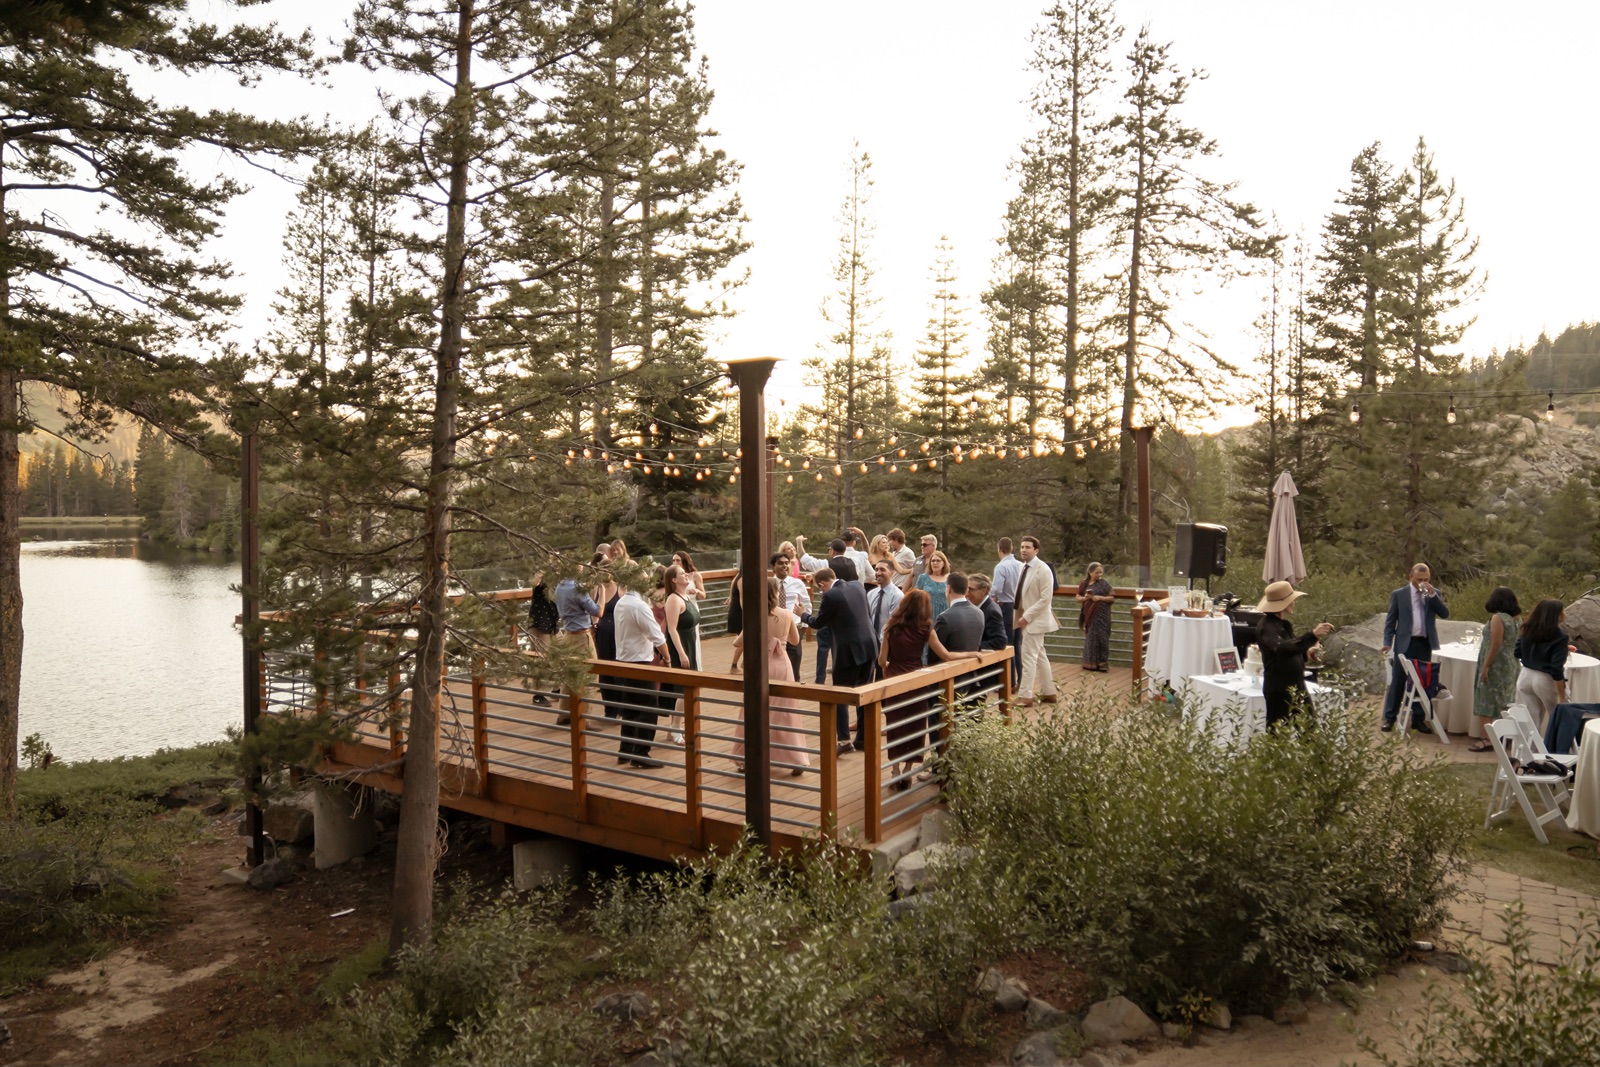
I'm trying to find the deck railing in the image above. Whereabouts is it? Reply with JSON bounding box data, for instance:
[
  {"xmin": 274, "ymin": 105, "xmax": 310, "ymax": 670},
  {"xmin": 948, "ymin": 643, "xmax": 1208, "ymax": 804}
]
[{"xmin": 261, "ymin": 625, "xmax": 1014, "ymax": 849}]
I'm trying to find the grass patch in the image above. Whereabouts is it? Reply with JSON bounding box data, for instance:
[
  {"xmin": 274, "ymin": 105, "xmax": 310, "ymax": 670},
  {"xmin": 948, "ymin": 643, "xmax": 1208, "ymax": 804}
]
[
  {"xmin": 208, "ymin": 1020, "xmax": 369, "ymax": 1067},
  {"xmin": 0, "ymin": 743, "xmax": 235, "ymax": 994},
  {"xmin": 317, "ymin": 938, "xmax": 390, "ymax": 1003},
  {"xmin": 1448, "ymin": 764, "xmax": 1600, "ymax": 897}
]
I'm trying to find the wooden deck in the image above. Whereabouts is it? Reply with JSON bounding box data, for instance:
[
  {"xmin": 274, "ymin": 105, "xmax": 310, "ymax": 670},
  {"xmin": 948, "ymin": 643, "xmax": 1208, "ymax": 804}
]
[{"xmin": 276, "ymin": 630, "xmax": 1137, "ymax": 863}]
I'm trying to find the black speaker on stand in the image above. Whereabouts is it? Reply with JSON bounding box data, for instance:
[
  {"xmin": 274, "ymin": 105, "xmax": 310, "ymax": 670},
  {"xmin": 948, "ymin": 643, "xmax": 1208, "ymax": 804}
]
[{"xmin": 1173, "ymin": 523, "xmax": 1228, "ymax": 592}]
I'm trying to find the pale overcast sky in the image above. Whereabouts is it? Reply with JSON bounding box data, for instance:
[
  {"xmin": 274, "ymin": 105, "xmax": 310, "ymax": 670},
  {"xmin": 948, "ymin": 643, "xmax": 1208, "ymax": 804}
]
[{"xmin": 218, "ymin": 0, "xmax": 1600, "ymax": 419}]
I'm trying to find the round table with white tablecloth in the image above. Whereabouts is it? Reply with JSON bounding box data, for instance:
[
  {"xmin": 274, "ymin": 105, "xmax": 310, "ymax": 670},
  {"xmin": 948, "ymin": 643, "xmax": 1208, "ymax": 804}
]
[
  {"xmin": 1433, "ymin": 641, "xmax": 1600, "ymax": 738},
  {"xmin": 1144, "ymin": 612, "xmax": 1236, "ymax": 699},
  {"xmin": 1567, "ymin": 719, "xmax": 1600, "ymax": 839},
  {"xmin": 1182, "ymin": 672, "xmax": 1339, "ymax": 744}
]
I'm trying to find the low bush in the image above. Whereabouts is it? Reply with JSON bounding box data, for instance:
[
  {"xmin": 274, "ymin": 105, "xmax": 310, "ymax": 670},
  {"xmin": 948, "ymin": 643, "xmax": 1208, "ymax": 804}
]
[
  {"xmin": 1363, "ymin": 901, "xmax": 1600, "ymax": 1067},
  {"xmin": 943, "ymin": 695, "xmax": 1472, "ymax": 1017}
]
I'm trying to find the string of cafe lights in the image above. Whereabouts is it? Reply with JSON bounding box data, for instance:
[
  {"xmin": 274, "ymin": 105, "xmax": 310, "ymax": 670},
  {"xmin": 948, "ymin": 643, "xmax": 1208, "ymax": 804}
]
[{"xmin": 1342, "ymin": 384, "xmax": 1600, "ymax": 425}]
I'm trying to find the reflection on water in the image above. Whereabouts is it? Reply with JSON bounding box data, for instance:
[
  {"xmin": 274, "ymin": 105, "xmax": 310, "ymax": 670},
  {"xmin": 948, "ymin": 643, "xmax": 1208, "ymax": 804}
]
[{"xmin": 20, "ymin": 538, "xmax": 239, "ymax": 763}]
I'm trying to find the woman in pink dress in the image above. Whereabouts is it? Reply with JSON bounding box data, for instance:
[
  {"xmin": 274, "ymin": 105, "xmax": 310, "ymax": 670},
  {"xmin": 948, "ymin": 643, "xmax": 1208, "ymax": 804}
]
[{"xmin": 730, "ymin": 577, "xmax": 812, "ymax": 776}]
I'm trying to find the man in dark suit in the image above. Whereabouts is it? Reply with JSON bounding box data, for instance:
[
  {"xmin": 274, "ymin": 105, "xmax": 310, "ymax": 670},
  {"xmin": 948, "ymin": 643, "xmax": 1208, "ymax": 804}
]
[
  {"xmin": 967, "ymin": 574, "xmax": 1010, "ymax": 652},
  {"xmin": 800, "ymin": 557, "xmax": 877, "ymax": 754},
  {"xmin": 1380, "ymin": 562, "xmax": 1450, "ymax": 731}
]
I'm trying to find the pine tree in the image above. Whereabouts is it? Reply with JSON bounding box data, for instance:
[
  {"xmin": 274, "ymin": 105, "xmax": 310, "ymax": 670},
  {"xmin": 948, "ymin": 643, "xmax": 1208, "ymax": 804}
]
[
  {"xmin": 1101, "ymin": 27, "xmax": 1276, "ymax": 526},
  {"xmin": 1392, "ymin": 136, "xmax": 1482, "ymax": 375},
  {"xmin": 1028, "ymin": 0, "xmax": 1121, "ymax": 435},
  {"xmin": 0, "ymin": 1, "xmax": 314, "ymax": 815},
  {"xmin": 1308, "ymin": 143, "xmax": 1405, "ymax": 392},
  {"xmin": 802, "ymin": 144, "xmax": 896, "ymax": 530}
]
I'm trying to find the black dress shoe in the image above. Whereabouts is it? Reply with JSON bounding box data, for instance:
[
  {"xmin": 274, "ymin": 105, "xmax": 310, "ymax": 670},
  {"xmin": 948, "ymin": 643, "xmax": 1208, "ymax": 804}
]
[
  {"xmin": 1380, "ymin": 722, "xmax": 1395, "ymax": 732},
  {"xmin": 836, "ymin": 743, "xmax": 854, "ymax": 757},
  {"xmin": 630, "ymin": 759, "xmax": 663, "ymax": 770}
]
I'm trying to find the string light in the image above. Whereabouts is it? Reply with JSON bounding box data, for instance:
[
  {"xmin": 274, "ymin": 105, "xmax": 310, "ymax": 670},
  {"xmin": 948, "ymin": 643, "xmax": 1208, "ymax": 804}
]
[
  {"xmin": 897, "ymin": 448, "xmax": 906, "ymax": 458},
  {"xmin": 606, "ymin": 463, "xmax": 615, "ymax": 473},
  {"xmin": 1446, "ymin": 395, "xmax": 1456, "ymax": 424},
  {"xmin": 694, "ymin": 451, "xmax": 702, "ymax": 460},
  {"xmin": 928, "ymin": 458, "xmax": 937, "ymax": 469},
  {"xmin": 1349, "ymin": 402, "xmax": 1361, "ymax": 424},
  {"xmin": 889, "ymin": 463, "xmax": 898, "ymax": 473},
  {"xmin": 583, "ymin": 447, "xmax": 592, "ymax": 458},
  {"xmin": 695, "ymin": 471, "xmax": 704, "ymax": 481},
  {"xmin": 642, "ymin": 465, "xmax": 651, "ymax": 474},
  {"xmin": 909, "ymin": 462, "xmax": 918, "ymax": 472},
  {"xmin": 623, "ymin": 459, "xmax": 632, "ymax": 469},
  {"xmin": 1546, "ymin": 393, "xmax": 1556, "ymax": 422},
  {"xmin": 1074, "ymin": 443, "xmax": 1086, "ymax": 459},
  {"xmin": 667, "ymin": 451, "xmax": 675, "ymax": 460},
  {"xmin": 859, "ymin": 463, "xmax": 868, "ymax": 474},
  {"xmin": 919, "ymin": 441, "xmax": 929, "ymax": 453},
  {"xmin": 728, "ymin": 474, "xmax": 736, "ymax": 483},
  {"xmin": 833, "ymin": 464, "xmax": 843, "ymax": 476},
  {"xmin": 786, "ymin": 474, "xmax": 794, "ymax": 483},
  {"xmin": 802, "ymin": 458, "xmax": 811, "ymax": 469},
  {"xmin": 853, "ymin": 427, "xmax": 863, "ymax": 439},
  {"xmin": 816, "ymin": 472, "xmax": 824, "ymax": 482},
  {"xmin": 888, "ymin": 435, "xmax": 898, "ymax": 446},
  {"xmin": 649, "ymin": 422, "xmax": 658, "ymax": 434},
  {"xmin": 877, "ymin": 455, "xmax": 886, "ymax": 465}
]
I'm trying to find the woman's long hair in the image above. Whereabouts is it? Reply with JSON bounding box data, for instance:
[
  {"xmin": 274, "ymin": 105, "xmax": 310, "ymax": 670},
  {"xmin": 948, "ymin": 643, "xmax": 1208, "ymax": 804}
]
[
  {"xmin": 1523, "ymin": 598, "xmax": 1566, "ymax": 643},
  {"xmin": 766, "ymin": 575, "xmax": 782, "ymax": 613},
  {"xmin": 887, "ymin": 587, "xmax": 933, "ymax": 636},
  {"xmin": 672, "ymin": 550, "xmax": 697, "ymax": 574}
]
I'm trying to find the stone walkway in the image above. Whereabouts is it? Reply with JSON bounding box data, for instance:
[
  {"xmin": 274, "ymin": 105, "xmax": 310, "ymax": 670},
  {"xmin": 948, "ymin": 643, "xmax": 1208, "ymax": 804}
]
[{"xmin": 1446, "ymin": 864, "xmax": 1599, "ymax": 965}]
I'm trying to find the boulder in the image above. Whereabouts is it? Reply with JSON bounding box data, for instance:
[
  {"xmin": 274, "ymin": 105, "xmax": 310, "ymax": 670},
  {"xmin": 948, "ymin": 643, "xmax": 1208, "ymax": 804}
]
[
  {"xmin": 870, "ymin": 825, "xmax": 922, "ymax": 880},
  {"xmin": 1563, "ymin": 595, "xmax": 1600, "ymax": 656},
  {"xmin": 995, "ymin": 978, "xmax": 1031, "ymax": 1013},
  {"xmin": 1320, "ymin": 611, "xmax": 1477, "ymax": 693},
  {"xmin": 592, "ymin": 991, "xmax": 655, "ymax": 1021},
  {"xmin": 893, "ymin": 842, "xmax": 969, "ymax": 896},
  {"xmin": 1009, "ymin": 1030, "xmax": 1061, "ymax": 1067},
  {"xmin": 888, "ymin": 895, "xmax": 928, "ymax": 922},
  {"xmin": 626, "ymin": 1040, "xmax": 684, "ymax": 1067},
  {"xmin": 918, "ymin": 808, "xmax": 955, "ymax": 847},
  {"xmin": 1272, "ymin": 998, "xmax": 1309, "ymax": 1025},
  {"xmin": 263, "ymin": 792, "xmax": 316, "ymax": 845},
  {"xmin": 1082, "ymin": 996, "xmax": 1158, "ymax": 1046},
  {"xmin": 1201, "ymin": 1002, "xmax": 1232, "ymax": 1030},
  {"xmin": 976, "ymin": 968, "xmax": 1005, "ymax": 994},
  {"xmin": 1026, "ymin": 997, "xmax": 1070, "ymax": 1031},
  {"xmin": 246, "ymin": 857, "xmax": 296, "ymax": 891},
  {"xmin": 1235, "ymin": 1013, "xmax": 1270, "ymax": 1030},
  {"xmin": 1160, "ymin": 1022, "xmax": 1184, "ymax": 1039}
]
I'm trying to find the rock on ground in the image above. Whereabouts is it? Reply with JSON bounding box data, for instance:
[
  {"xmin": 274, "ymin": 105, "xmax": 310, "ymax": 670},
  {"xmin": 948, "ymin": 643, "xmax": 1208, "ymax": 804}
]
[
  {"xmin": 262, "ymin": 792, "xmax": 316, "ymax": 845},
  {"xmin": 1009, "ymin": 1029, "xmax": 1062, "ymax": 1067},
  {"xmin": 591, "ymin": 991, "xmax": 655, "ymax": 1021},
  {"xmin": 995, "ymin": 978, "xmax": 1031, "ymax": 1013},
  {"xmin": 1082, "ymin": 995, "xmax": 1158, "ymax": 1045},
  {"xmin": 1026, "ymin": 997, "xmax": 1070, "ymax": 1031},
  {"xmin": 245, "ymin": 857, "xmax": 295, "ymax": 891},
  {"xmin": 1564, "ymin": 595, "xmax": 1600, "ymax": 655}
]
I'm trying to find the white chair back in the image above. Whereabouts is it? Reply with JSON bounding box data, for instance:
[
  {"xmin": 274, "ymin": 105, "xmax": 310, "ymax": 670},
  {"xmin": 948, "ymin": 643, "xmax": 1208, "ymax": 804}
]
[
  {"xmin": 1394, "ymin": 650, "xmax": 1451, "ymax": 744},
  {"xmin": 1484, "ymin": 719, "xmax": 1569, "ymax": 844}
]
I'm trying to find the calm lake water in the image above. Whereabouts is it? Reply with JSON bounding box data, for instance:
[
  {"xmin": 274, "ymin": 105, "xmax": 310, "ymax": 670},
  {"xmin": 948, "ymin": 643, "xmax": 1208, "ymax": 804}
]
[{"xmin": 19, "ymin": 537, "xmax": 240, "ymax": 763}]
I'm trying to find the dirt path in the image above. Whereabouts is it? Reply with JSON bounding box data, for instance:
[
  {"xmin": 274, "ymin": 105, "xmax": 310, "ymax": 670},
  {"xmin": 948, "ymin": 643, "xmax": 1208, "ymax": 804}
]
[{"xmin": 1, "ymin": 818, "xmax": 394, "ymax": 1067}]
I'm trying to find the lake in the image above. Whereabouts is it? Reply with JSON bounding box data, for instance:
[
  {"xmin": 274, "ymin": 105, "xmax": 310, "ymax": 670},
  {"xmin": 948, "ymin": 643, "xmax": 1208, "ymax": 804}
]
[{"xmin": 19, "ymin": 536, "xmax": 240, "ymax": 763}]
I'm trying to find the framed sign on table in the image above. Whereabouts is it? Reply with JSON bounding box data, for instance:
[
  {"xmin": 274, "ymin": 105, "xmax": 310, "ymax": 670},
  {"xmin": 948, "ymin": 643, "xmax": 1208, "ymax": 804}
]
[{"xmin": 1215, "ymin": 647, "xmax": 1241, "ymax": 674}]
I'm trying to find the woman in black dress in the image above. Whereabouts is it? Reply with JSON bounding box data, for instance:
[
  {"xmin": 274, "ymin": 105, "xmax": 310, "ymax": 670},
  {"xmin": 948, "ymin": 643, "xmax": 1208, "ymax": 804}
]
[{"xmin": 1254, "ymin": 581, "xmax": 1334, "ymax": 729}]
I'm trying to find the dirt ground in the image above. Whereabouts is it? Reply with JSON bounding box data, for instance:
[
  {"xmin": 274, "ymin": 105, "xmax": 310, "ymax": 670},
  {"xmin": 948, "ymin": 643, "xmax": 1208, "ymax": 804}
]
[{"xmin": 0, "ymin": 805, "xmax": 1487, "ymax": 1067}]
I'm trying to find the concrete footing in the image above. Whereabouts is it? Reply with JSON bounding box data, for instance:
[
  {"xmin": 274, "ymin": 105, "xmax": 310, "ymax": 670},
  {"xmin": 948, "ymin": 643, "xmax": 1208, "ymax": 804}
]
[
  {"xmin": 312, "ymin": 783, "xmax": 378, "ymax": 870},
  {"xmin": 513, "ymin": 837, "xmax": 579, "ymax": 890}
]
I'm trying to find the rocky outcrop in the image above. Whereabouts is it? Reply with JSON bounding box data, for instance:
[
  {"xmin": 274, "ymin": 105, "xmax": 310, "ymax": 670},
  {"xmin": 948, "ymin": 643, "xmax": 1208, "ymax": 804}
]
[{"xmin": 1319, "ymin": 612, "xmax": 1479, "ymax": 694}]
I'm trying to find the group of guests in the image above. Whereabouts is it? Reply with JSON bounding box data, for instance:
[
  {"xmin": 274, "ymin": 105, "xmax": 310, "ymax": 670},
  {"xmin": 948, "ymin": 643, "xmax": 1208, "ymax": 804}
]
[
  {"xmin": 1377, "ymin": 562, "xmax": 1575, "ymax": 745},
  {"xmin": 534, "ymin": 540, "xmax": 715, "ymax": 769},
  {"xmin": 532, "ymin": 530, "xmax": 1121, "ymax": 777}
]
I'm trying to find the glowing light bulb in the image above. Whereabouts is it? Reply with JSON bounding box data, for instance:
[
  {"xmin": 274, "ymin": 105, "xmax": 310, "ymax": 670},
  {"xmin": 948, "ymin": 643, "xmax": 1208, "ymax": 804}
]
[
  {"xmin": 649, "ymin": 422, "xmax": 658, "ymax": 434},
  {"xmin": 889, "ymin": 435, "xmax": 898, "ymax": 446},
  {"xmin": 877, "ymin": 456, "xmax": 886, "ymax": 465},
  {"xmin": 623, "ymin": 459, "xmax": 632, "ymax": 469},
  {"xmin": 833, "ymin": 464, "xmax": 843, "ymax": 476},
  {"xmin": 859, "ymin": 463, "xmax": 868, "ymax": 473},
  {"xmin": 642, "ymin": 465, "xmax": 651, "ymax": 474},
  {"xmin": 583, "ymin": 447, "xmax": 592, "ymax": 458},
  {"xmin": 910, "ymin": 462, "xmax": 919, "ymax": 472},
  {"xmin": 802, "ymin": 458, "xmax": 811, "ymax": 469},
  {"xmin": 1546, "ymin": 393, "xmax": 1556, "ymax": 422},
  {"xmin": 815, "ymin": 473, "xmax": 824, "ymax": 482},
  {"xmin": 729, "ymin": 474, "xmax": 736, "ymax": 483},
  {"xmin": 695, "ymin": 471, "xmax": 704, "ymax": 481},
  {"xmin": 928, "ymin": 458, "xmax": 937, "ymax": 469},
  {"xmin": 786, "ymin": 473, "xmax": 794, "ymax": 483},
  {"xmin": 1349, "ymin": 403, "xmax": 1361, "ymax": 424},
  {"xmin": 919, "ymin": 441, "xmax": 929, "ymax": 453}
]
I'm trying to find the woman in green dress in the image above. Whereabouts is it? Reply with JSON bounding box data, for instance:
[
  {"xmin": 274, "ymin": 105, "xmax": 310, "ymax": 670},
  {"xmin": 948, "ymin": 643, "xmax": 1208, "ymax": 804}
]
[{"xmin": 1470, "ymin": 586, "xmax": 1522, "ymax": 751}]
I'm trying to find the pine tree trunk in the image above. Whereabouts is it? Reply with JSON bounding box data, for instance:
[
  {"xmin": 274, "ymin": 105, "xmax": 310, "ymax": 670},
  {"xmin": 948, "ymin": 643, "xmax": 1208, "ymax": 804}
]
[
  {"xmin": 390, "ymin": 0, "xmax": 472, "ymax": 954},
  {"xmin": 1119, "ymin": 149, "xmax": 1146, "ymax": 520},
  {"xmin": 0, "ymin": 369, "xmax": 20, "ymax": 819}
]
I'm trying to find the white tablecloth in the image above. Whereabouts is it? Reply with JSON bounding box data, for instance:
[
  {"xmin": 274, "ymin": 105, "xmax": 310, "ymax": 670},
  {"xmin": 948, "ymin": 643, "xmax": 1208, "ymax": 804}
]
[
  {"xmin": 1145, "ymin": 612, "xmax": 1235, "ymax": 698},
  {"xmin": 1434, "ymin": 642, "xmax": 1600, "ymax": 738},
  {"xmin": 1183, "ymin": 673, "xmax": 1338, "ymax": 743},
  {"xmin": 1568, "ymin": 719, "xmax": 1600, "ymax": 839}
]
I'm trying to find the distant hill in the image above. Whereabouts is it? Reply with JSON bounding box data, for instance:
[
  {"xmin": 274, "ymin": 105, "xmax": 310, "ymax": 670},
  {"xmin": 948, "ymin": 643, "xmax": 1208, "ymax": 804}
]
[{"xmin": 19, "ymin": 383, "xmax": 142, "ymax": 462}]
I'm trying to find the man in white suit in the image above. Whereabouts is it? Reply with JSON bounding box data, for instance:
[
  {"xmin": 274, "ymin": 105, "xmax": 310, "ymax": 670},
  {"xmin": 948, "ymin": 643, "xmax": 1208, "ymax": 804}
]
[{"xmin": 1011, "ymin": 535, "xmax": 1059, "ymax": 705}]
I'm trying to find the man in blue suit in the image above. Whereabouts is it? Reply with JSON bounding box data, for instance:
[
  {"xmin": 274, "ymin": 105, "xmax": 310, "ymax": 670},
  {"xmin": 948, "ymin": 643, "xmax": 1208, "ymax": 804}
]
[{"xmin": 1380, "ymin": 563, "xmax": 1450, "ymax": 731}]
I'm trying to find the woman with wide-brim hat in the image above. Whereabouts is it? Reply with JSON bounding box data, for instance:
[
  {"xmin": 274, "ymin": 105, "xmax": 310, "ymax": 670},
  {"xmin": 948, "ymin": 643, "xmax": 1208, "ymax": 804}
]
[{"xmin": 1255, "ymin": 580, "xmax": 1334, "ymax": 729}]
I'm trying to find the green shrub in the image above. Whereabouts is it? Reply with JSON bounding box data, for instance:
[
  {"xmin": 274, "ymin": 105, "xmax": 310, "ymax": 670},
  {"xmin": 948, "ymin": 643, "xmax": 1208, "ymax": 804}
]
[
  {"xmin": 1363, "ymin": 901, "xmax": 1600, "ymax": 1067},
  {"xmin": 943, "ymin": 696, "xmax": 1472, "ymax": 1016}
]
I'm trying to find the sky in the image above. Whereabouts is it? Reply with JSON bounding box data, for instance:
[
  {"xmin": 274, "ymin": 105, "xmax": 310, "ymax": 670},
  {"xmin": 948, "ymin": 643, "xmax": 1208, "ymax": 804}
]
[{"xmin": 213, "ymin": 0, "xmax": 1600, "ymax": 424}]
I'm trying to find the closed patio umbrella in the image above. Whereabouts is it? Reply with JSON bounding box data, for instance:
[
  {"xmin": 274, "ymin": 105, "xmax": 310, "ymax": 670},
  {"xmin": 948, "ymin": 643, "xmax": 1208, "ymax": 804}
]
[{"xmin": 1263, "ymin": 471, "xmax": 1308, "ymax": 585}]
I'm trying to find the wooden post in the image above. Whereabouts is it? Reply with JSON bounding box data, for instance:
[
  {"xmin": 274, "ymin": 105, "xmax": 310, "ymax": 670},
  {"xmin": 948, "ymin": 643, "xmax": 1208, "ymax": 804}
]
[
  {"xmin": 684, "ymin": 685, "xmax": 703, "ymax": 847},
  {"xmin": 728, "ymin": 357, "xmax": 776, "ymax": 848},
  {"xmin": 1000, "ymin": 650, "xmax": 1014, "ymax": 723},
  {"xmin": 387, "ymin": 635, "xmax": 405, "ymax": 764},
  {"xmin": 1131, "ymin": 604, "xmax": 1149, "ymax": 700},
  {"xmin": 240, "ymin": 422, "xmax": 265, "ymax": 868},
  {"xmin": 864, "ymin": 700, "xmax": 883, "ymax": 842},
  {"xmin": 471, "ymin": 657, "xmax": 488, "ymax": 794},
  {"xmin": 1134, "ymin": 425, "xmax": 1154, "ymax": 588},
  {"xmin": 567, "ymin": 685, "xmax": 587, "ymax": 819},
  {"xmin": 820, "ymin": 701, "xmax": 838, "ymax": 839}
]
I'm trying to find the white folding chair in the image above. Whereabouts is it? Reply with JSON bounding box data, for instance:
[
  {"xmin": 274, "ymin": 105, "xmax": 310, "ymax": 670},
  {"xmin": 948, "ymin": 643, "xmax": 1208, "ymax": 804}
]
[
  {"xmin": 1502, "ymin": 703, "xmax": 1576, "ymax": 808},
  {"xmin": 1483, "ymin": 719, "xmax": 1569, "ymax": 844},
  {"xmin": 1394, "ymin": 652, "xmax": 1451, "ymax": 745}
]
